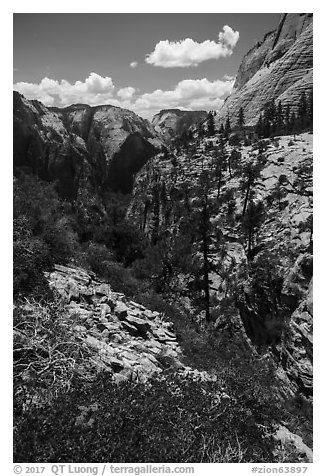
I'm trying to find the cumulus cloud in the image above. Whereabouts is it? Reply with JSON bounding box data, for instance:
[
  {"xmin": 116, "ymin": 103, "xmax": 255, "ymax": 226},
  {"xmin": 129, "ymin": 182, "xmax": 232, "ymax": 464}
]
[
  {"xmin": 130, "ymin": 61, "xmax": 138, "ymax": 68},
  {"xmin": 13, "ymin": 71, "xmax": 234, "ymax": 120},
  {"xmin": 14, "ymin": 72, "xmax": 115, "ymax": 107},
  {"xmin": 223, "ymin": 74, "xmax": 235, "ymax": 81},
  {"xmin": 145, "ymin": 25, "xmax": 239, "ymax": 68},
  {"xmin": 117, "ymin": 87, "xmax": 136, "ymax": 100},
  {"xmin": 133, "ymin": 77, "xmax": 234, "ymax": 118}
]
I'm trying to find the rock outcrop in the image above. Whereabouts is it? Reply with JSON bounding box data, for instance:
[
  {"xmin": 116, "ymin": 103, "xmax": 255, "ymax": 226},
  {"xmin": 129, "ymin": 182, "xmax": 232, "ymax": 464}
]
[
  {"xmin": 45, "ymin": 264, "xmax": 183, "ymax": 383},
  {"xmin": 13, "ymin": 92, "xmax": 163, "ymax": 197},
  {"xmin": 216, "ymin": 13, "xmax": 313, "ymax": 126},
  {"xmin": 152, "ymin": 109, "xmax": 208, "ymax": 143}
]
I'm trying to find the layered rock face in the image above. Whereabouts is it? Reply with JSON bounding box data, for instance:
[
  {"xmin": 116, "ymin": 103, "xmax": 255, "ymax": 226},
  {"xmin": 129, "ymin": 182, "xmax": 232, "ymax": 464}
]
[
  {"xmin": 152, "ymin": 109, "xmax": 208, "ymax": 143},
  {"xmin": 13, "ymin": 92, "xmax": 162, "ymax": 197},
  {"xmin": 217, "ymin": 13, "xmax": 313, "ymax": 126}
]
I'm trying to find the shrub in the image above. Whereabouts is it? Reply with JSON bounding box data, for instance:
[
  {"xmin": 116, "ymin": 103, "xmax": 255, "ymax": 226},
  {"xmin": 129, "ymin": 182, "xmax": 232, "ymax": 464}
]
[
  {"xmin": 93, "ymin": 221, "xmax": 145, "ymax": 266},
  {"xmin": 13, "ymin": 298, "xmax": 98, "ymax": 417},
  {"xmin": 13, "ymin": 217, "xmax": 53, "ymax": 299},
  {"xmin": 13, "ymin": 172, "xmax": 79, "ymax": 297},
  {"xmin": 14, "ymin": 370, "xmax": 279, "ymax": 463}
]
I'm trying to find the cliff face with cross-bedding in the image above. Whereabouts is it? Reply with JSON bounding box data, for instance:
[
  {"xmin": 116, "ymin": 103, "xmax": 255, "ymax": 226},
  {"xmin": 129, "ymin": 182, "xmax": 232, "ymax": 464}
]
[{"xmin": 216, "ymin": 13, "xmax": 313, "ymax": 127}]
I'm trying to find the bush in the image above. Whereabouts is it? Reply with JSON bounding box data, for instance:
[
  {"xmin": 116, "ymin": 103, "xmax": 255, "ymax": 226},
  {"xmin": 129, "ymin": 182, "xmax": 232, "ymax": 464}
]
[
  {"xmin": 93, "ymin": 221, "xmax": 145, "ymax": 266},
  {"xmin": 13, "ymin": 172, "xmax": 79, "ymax": 297},
  {"xmin": 13, "ymin": 298, "xmax": 98, "ymax": 417},
  {"xmin": 13, "ymin": 217, "xmax": 53, "ymax": 299},
  {"xmin": 86, "ymin": 242, "xmax": 146, "ymax": 298},
  {"xmin": 14, "ymin": 370, "xmax": 279, "ymax": 463}
]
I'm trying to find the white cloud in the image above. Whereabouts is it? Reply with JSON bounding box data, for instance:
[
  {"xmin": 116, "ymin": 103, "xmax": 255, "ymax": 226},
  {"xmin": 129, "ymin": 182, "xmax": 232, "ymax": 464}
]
[
  {"xmin": 117, "ymin": 87, "xmax": 136, "ymax": 100},
  {"xmin": 130, "ymin": 61, "xmax": 138, "ymax": 68},
  {"xmin": 14, "ymin": 72, "xmax": 115, "ymax": 107},
  {"xmin": 145, "ymin": 25, "xmax": 239, "ymax": 68},
  {"xmin": 223, "ymin": 74, "xmax": 235, "ymax": 81},
  {"xmin": 133, "ymin": 77, "xmax": 234, "ymax": 118},
  {"xmin": 13, "ymin": 71, "xmax": 234, "ymax": 120}
]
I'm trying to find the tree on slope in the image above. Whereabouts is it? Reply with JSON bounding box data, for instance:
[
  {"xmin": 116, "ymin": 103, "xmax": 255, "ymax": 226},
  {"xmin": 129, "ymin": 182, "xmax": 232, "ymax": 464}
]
[
  {"xmin": 198, "ymin": 170, "xmax": 212, "ymax": 323},
  {"xmin": 238, "ymin": 107, "xmax": 245, "ymax": 129},
  {"xmin": 207, "ymin": 111, "xmax": 216, "ymax": 137},
  {"xmin": 224, "ymin": 116, "xmax": 232, "ymax": 139},
  {"xmin": 240, "ymin": 161, "xmax": 263, "ymax": 217},
  {"xmin": 242, "ymin": 200, "xmax": 266, "ymax": 257}
]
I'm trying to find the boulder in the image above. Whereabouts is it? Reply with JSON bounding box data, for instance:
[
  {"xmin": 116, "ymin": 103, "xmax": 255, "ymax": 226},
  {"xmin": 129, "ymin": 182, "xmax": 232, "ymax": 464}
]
[
  {"xmin": 109, "ymin": 357, "xmax": 125, "ymax": 372},
  {"xmin": 124, "ymin": 315, "xmax": 151, "ymax": 337},
  {"xmin": 143, "ymin": 309, "xmax": 158, "ymax": 320},
  {"xmin": 96, "ymin": 323, "xmax": 108, "ymax": 333},
  {"xmin": 94, "ymin": 283, "xmax": 111, "ymax": 297},
  {"xmin": 86, "ymin": 335, "xmax": 104, "ymax": 351},
  {"xmin": 129, "ymin": 301, "xmax": 146, "ymax": 311},
  {"xmin": 99, "ymin": 304, "xmax": 111, "ymax": 320},
  {"xmin": 121, "ymin": 321, "xmax": 139, "ymax": 337},
  {"xmin": 115, "ymin": 301, "xmax": 129, "ymax": 319},
  {"xmin": 275, "ymin": 426, "xmax": 313, "ymax": 462},
  {"xmin": 74, "ymin": 325, "xmax": 87, "ymax": 334}
]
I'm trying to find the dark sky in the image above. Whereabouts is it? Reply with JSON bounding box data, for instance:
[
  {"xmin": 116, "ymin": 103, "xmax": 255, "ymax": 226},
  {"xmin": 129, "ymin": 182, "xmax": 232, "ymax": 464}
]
[{"xmin": 13, "ymin": 13, "xmax": 281, "ymax": 118}]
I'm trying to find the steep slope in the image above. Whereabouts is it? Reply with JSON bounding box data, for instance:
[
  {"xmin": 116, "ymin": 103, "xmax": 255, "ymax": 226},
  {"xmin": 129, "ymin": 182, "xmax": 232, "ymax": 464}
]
[
  {"xmin": 152, "ymin": 109, "xmax": 208, "ymax": 143},
  {"xmin": 216, "ymin": 13, "xmax": 313, "ymax": 126},
  {"xmin": 13, "ymin": 92, "xmax": 163, "ymax": 197},
  {"xmin": 128, "ymin": 133, "xmax": 313, "ymax": 396},
  {"xmin": 14, "ymin": 261, "xmax": 313, "ymax": 463}
]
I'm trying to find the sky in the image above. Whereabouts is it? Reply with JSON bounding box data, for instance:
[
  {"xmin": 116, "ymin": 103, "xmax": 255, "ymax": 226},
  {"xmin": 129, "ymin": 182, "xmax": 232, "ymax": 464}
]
[{"xmin": 13, "ymin": 13, "xmax": 281, "ymax": 119}]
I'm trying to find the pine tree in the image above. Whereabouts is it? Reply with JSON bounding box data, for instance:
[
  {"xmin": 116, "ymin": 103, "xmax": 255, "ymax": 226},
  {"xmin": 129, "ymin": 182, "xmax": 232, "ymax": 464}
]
[
  {"xmin": 219, "ymin": 123, "xmax": 225, "ymax": 135},
  {"xmin": 241, "ymin": 161, "xmax": 263, "ymax": 217},
  {"xmin": 289, "ymin": 111, "xmax": 297, "ymax": 137},
  {"xmin": 238, "ymin": 107, "xmax": 245, "ymax": 128},
  {"xmin": 242, "ymin": 200, "xmax": 265, "ymax": 257},
  {"xmin": 262, "ymin": 100, "xmax": 277, "ymax": 136},
  {"xmin": 298, "ymin": 91, "xmax": 308, "ymax": 131},
  {"xmin": 197, "ymin": 121, "xmax": 205, "ymax": 139},
  {"xmin": 255, "ymin": 114, "xmax": 264, "ymax": 138},
  {"xmin": 262, "ymin": 114, "xmax": 271, "ymax": 138},
  {"xmin": 284, "ymin": 104, "xmax": 291, "ymax": 134},
  {"xmin": 307, "ymin": 90, "xmax": 313, "ymax": 128},
  {"xmin": 207, "ymin": 111, "xmax": 216, "ymax": 137},
  {"xmin": 224, "ymin": 115, "xmax": 231, "ymax": 138},
  {"xmin": 276, "ymin": 101, "xmax": 283, "ymax": 134}
]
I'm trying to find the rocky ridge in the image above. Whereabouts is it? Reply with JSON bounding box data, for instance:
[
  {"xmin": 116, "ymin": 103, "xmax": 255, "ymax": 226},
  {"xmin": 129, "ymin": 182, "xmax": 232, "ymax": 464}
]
[
  {"xmin": 44, "ymin": 264, "xmax": 211, "ymax": 383},
  {"xmin": 13, "ymin": 92, "xmax": 163, "ymax": 198},
  {"xmin": 216, "ymin": 13, "xmax": 313, "ymax": 126}
]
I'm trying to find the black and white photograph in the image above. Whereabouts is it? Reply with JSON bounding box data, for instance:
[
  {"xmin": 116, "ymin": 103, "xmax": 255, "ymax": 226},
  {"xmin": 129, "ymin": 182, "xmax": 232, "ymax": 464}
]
[{"xmin": 11, "ymin": 6, "xmax": 314, "ymax": 467}]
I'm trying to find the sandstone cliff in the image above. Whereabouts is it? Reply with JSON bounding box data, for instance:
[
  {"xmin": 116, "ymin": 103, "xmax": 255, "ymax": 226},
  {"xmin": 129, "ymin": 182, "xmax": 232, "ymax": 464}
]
[
  {"xmin": 152, "ymin": 109, "xmax": 208, "ymax": 143},
  {"xmin": 13, "ymin": 92, "xmax": 163, "ymax": 198},
  {"xmin": 217, "ymin": 13, "xmax": 313, "ymax": 126}
]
